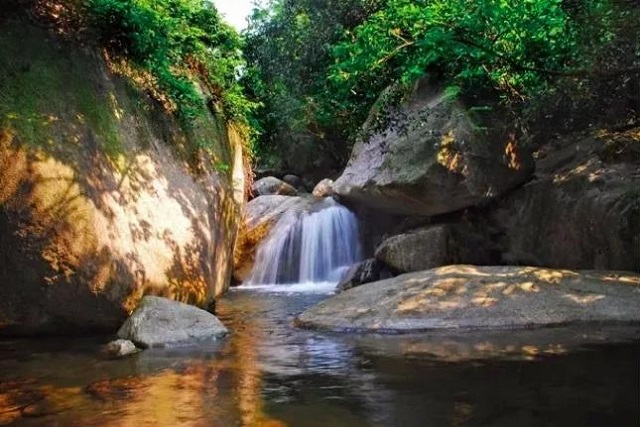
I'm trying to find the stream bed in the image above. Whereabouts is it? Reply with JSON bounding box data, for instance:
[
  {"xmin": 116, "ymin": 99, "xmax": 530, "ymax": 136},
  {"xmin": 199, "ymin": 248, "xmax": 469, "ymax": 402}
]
[{"xmin": 1, "ymin": 287, "xmax": 638, "ymax": 426}]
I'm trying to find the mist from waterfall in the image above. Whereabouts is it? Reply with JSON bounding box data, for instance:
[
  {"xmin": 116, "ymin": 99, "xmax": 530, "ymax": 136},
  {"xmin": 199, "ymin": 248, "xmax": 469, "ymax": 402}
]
[{"xmin": 245, "ymin": 198, "xmax": 362, "ymax": 290}]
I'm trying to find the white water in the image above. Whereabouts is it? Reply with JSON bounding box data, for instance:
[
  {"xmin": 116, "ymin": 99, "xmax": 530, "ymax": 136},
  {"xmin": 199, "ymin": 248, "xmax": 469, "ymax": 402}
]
[{"xmin": 245, "ymin": 198, "xmax": 362, "ymax": 292}]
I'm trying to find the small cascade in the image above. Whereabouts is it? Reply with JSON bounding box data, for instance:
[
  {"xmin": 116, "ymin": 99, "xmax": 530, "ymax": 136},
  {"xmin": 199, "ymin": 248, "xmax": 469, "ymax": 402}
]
[{"xmin": 246, "ymin": 198, "xmax": 362, "ymax": 287}]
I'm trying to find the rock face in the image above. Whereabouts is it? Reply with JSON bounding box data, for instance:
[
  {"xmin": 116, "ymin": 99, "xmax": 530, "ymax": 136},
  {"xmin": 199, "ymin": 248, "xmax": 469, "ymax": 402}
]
[
  {"xmin": 336, "ymin": 258, "xmax": 392, "ymax": 293},
  {"xmin": 375, "ymin": 223, "xmax": 494, "ymax": 273},
  {"xmin": 233, "ymin": 195, "xmax": 316, "ymax": 282},
  {"xmin": 252, "ymin": 176, "xmax": 297, "ymax": 197},
  {"xmin": 297, "ymin": 265, "xmax": 640, "ymax": 332},
  {"xmin": 333, "ymin": 82, "xmax": 534, "ymax": 216},
  {"xmin": 0, "ymin": 18, "xmax": 245, "ymax": 334},
  {"xmin": 493, "ymin": 130, "xmax": 640, "ymax": 271},
  {"xmin": 117, "ymin": 296, "xmax": 228, "ymax": 348}
]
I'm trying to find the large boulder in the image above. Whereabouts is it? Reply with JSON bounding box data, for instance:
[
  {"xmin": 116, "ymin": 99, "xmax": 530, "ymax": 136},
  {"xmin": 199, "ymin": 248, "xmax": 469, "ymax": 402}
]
[
  {"xmin": 493, "ymin": 129, "xmax": 640, "ymax": 271},
  {"xmin": 333, "ymin": 82, "xmax": 534, "ymax": 216},
  {"xmin": 233, "ymin": 195, "xmax": 316, "ymax": 282},
  {"xmin": 375, "ymin": 223, "xmax": 494, "ymax": 273},
  {"xmin": 0, "ymin": 18, "xmax": 245, "ymax": 335},
  {"xmin": 117, "ymin": 296, "xmax": 228, "ymax": 348},
  {"xmin": 252, "ymin": 176, "xmax": 297, "ymax": 197},
  {"xmin": 296, "ymin": 265, "xmax": 640, "ymax": 332}
]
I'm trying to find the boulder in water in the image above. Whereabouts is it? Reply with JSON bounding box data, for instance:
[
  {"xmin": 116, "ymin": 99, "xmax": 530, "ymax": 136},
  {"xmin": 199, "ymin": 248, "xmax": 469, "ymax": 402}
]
[
  {"xmin": 117, "ymin": 296, "xmax": 228, "ymax": 348},
  {"xmin": 297, "ymin": 265, "xmax": 640, "ymax": 332},
  {"xmin": 332, "ymin": 81, "xmax": 534, "ymax": 216},
  {"xmin": 252, "ymin": 176, "xmax": 297, "ymax": 197},
  {"xmin": 336, "ymin": 258, "xmax": 393, "ymax": 293}
]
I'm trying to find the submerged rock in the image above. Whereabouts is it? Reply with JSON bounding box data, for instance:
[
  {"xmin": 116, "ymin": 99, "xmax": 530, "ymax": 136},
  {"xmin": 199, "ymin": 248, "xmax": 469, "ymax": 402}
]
[
  {"xmin": 117, "ymin": 296, "xmax": 228, "ymax": 348},
  {"xmin": 297, "ymin": 265, "xmax": 640, "ymax": 333},
  {"xmin": 103, "ymin": 339, "xmax": 138, "ymax": 357},
  {"xmin": 336, "ymin": 258, "xmax": 392, "ymax": 293},
  {"xmin": 252, "ymin": 176, "xmax": 297, "ymax": 197},
  {"xmin": 333, "ymin": 81, "xmax": 533, "ymax": 216}
]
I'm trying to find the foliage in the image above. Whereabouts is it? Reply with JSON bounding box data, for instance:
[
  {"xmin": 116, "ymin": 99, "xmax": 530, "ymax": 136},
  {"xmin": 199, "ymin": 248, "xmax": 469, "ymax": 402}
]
[
  {"xmin": 242, "ymin": 0, "xmax": 384, "ymax": 167},
  {"xmin": 329, "ymin": 0, "xmax": 638, "ymax": 138},
  {"xmin": 85, "ymin": 0, "xmax": 255, "ymax": 128},
  {"xmin": 245, "ymin": 0, "xmax": 639, "ymax": 167}
]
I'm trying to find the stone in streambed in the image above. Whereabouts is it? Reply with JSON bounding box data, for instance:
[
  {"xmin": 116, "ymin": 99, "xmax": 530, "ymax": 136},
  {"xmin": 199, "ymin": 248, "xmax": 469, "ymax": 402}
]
[
  {"xmin": 103, "ymin": 339, "xmax": 138, "ymax": 357},
  {"xmin": 297, "ymin": 265, "xmax": 640, "ymax": 333},
  {"xmin": 252, "ymin": 176, "xmax": 298, "ymax": 197},
  {"xmin": 117, "ymin": 296, "xmax": 228, "ymax": 348}
]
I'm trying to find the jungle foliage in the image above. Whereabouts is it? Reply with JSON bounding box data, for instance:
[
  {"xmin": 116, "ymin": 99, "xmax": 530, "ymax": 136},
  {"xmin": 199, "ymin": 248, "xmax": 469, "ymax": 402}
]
[{"xmin": 244, "ymin": 0, "xmax": 639, "ymax": 167}]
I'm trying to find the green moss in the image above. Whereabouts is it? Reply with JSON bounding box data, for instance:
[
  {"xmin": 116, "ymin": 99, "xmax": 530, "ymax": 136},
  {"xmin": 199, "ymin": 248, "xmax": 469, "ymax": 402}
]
[{"xmin": 0, "ymin": 20, "xmax": 123, "ymax": 156}]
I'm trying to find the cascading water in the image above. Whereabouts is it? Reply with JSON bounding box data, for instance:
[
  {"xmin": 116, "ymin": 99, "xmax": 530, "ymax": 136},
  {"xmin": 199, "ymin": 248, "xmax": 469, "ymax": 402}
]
[{"xmin": 245, "ymin": 198, "xmax": 362, "ymax": 291}]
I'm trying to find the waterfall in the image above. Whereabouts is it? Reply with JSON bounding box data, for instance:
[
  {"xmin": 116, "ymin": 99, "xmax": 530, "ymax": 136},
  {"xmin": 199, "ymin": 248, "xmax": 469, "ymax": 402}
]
[{"xmin": 246, "ymin": 198, "xmax": 362, "ymax": 287}]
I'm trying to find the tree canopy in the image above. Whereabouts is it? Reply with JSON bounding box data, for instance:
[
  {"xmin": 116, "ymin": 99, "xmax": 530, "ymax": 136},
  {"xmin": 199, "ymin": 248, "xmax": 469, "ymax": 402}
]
[{"xmin": 243, "ymin": 0, "xmax": 639, "ymax": 168}]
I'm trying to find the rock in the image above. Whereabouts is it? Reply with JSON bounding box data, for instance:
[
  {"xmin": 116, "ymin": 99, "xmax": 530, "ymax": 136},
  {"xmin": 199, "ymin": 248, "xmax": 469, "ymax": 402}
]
[
  {"xmin": 375, "ymin": 225, "xmax": 451, "ymax": 273},
  {"xmin": 336, "ymin": 258, "xmax": 393, "ymax": 293},
  {"xmin": 332, "ymin": 81, "xmax": 534, "ymax": 216},
  {"xmin": 0, "ymin": 20, "xmax": 245, "ymax": 335},
  {"xmin": 374, "ymin": 223, "xmax": 494, "ymax": 273},
  {"xmin": 233, "ymin": 195, "xmax": 316, "ymax": 282},
  {"xmin": 296, "ymin": 265, "xmax": 640, "ymax": 332},
  {"xmin": 493, "ymin": 129, "xmax": 640, "ymax": 271},
  {"xmin": 252, "ymin": 176, "xmax": 297, "ymax": 197},
  {"xmin": 117, "ymin": 296, "xmax": 228, "ymax": 348},
  {"xmin": 312, "ymin": 178, "xmax": 335, "ymax": 198},
  {"xmin": 103, "ymin": 339, "xmax": 138, "ymax": 357},
  {"xmin": 282, "ymin": 174, "xmax": 303, "ymax": 190}
]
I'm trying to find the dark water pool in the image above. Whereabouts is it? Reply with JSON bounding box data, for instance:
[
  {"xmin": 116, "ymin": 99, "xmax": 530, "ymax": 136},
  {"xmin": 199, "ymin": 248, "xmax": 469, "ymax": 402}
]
[{"xmin": 1, "ymin": 288, "xmax": 638, "ymax": 426}]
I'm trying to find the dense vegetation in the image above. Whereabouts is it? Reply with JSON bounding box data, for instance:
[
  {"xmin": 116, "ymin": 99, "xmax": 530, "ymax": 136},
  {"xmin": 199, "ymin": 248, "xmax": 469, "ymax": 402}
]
[
  {"xmin": 84, "ymin": 0, "xmax": 254, "ymax": 127},
  {"xmin": 244, "ymin": 0, "xmax": 639, "ymax": 171}
]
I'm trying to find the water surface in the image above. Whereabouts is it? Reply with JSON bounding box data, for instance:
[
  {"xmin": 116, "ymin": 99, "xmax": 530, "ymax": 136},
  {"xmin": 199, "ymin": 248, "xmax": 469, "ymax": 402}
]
[{"xmin": 1, "ymin": 287, "xmax": 638, "ymax": 426}]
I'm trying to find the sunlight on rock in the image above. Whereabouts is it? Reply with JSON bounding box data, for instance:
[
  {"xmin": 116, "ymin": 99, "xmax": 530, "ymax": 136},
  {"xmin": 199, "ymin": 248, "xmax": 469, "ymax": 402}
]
[{"xmin": 563, "ymin": 293, "xmax": 605, "ymax": 305}]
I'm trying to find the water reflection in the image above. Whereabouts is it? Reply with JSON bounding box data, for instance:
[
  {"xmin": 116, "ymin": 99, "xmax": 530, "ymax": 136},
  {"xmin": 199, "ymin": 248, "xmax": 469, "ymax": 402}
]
[{"xmin": 0, "ymin": 289, "xmax": 638, "ymax": 426}]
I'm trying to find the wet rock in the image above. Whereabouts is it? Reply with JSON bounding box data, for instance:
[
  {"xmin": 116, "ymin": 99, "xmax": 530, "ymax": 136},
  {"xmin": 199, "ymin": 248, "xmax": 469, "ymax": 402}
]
[
  {"xmin": 336, "ymin": 259, "xmax": 393, "ymax": 293},
  {"xmin": 117, "ymin": 296, "xmax": 228, "ymax": 348},
  {"xmin": 333, "ymin": 81, "xmax": 533, "ymax": 216},
  {"xmin": 104, "ymin": 339, "xmax": 138, "ymax": 357},
  {"xmin": 252, "ymin": 176, "xmax": 297, "ymax": 197},
  {"xmin": 312, "ymin": 178, "xmax": 335, "ymax": 198},
  {"xmin": 297, "ymin": 265, "xmax": 640, "ymax": 333}
]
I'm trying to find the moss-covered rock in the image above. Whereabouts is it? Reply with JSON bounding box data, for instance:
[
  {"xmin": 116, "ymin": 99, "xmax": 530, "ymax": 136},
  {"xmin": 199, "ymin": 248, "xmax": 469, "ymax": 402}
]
[{"xmin": 0, "ymin": 16, "xmax": 246, "ymax": 334}]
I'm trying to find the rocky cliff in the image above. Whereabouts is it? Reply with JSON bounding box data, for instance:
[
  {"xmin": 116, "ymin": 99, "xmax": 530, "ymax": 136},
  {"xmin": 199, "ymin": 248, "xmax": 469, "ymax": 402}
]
[{"xmin": 0, "ymin": 15, "xmax": 246, "ymax": 334}]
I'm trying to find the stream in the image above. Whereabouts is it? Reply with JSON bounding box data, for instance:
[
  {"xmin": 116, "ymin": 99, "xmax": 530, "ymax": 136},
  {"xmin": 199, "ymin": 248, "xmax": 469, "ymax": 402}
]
[{"xmin": 0, "ymin": 284, "xmax": 638, "ymax": 426}]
